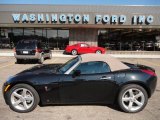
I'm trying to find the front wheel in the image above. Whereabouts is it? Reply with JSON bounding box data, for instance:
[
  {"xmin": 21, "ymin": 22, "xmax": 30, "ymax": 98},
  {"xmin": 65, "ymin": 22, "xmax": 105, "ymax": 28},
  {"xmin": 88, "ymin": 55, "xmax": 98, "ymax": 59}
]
[
  {"xmin": 71, "ymin": 49, "xmax": 78, "ymax": 55},
  {"xmin": 8, "ymin": 84, "xmax": 40, "ymax": 113},
  {"xmin": 118, "ymin": 84, "xmax": 148, "ymax": 113}
]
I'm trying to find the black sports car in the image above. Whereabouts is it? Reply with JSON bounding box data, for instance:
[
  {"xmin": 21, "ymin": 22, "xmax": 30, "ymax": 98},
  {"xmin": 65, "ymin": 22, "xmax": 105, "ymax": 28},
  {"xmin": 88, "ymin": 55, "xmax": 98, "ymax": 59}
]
[{"xmin": 3, "ymin": 54, "xmax": 157, "ymax": 113}]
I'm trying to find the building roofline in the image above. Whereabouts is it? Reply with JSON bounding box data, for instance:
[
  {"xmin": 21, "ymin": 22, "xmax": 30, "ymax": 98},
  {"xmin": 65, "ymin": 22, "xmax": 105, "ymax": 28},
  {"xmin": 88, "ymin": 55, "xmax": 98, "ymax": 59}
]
[{"xmin": 0, "ymin": 4, "xmax": 160, "ymax": 7}]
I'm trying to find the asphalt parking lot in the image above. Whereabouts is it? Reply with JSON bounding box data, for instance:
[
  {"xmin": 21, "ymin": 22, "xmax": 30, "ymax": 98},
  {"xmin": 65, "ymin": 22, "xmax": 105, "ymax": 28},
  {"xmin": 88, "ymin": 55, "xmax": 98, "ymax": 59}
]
[{"xmin": 0, "ymin": 56, "xmax": 160, "ymax": 120}]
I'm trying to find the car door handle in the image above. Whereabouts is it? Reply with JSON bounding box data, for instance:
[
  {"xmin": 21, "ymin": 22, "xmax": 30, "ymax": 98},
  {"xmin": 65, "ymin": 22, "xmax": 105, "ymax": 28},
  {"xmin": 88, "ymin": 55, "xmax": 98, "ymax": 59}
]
[{"xmin": 100, "ymin": 76, "xmax": 112, "ymax": 80}]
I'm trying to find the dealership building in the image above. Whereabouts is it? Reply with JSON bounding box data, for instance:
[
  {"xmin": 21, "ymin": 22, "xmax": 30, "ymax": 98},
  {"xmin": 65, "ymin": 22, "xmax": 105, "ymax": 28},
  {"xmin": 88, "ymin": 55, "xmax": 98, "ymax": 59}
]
[{"xmin": 0, "ymin": 4, "xmax": 160, "ymax": 51}]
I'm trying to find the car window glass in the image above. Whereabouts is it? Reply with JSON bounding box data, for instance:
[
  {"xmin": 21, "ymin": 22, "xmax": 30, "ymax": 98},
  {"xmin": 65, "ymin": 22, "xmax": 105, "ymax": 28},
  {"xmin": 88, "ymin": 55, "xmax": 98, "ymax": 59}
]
[
  {"xmin": 16, "ymin": 40, "xmax": 36, "ymax": 49},
  {"xmin": 80, "ymin": 44, "xmax": 88, "ymax": 47},
  {"xmin": 59, "ymin": 57, "xmax": 79, "ymax": 74},
  {"xmin": 80, "ymin": 44, "xmax": 85, "ymax": 47},
  {"xmin": 74, "ymin": 61, "xmax": 110, "ymax": 74}
]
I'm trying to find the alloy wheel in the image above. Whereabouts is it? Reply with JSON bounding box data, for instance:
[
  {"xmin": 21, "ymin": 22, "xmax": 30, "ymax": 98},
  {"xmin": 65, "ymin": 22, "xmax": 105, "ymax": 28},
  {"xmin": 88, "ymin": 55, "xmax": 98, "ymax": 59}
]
[
  {"xmin": 121, "ymin": 88, "xmax": 145, "ymax": 112},
  {"xmin": 71, "ymin": 50, "xmax": 77, "ymax": 55},
  {"xmin": 11, "ymin": 88, "xmax": 34, "ymax": 111},
  {"xmin": 96, "ymin": 50, "xmax": 102, "ymax": 54},
  {"xmin": 49, "ymin": 53, "xmax": 52, "ymax": 59},
  {"xmin": 39, "ymin": 56, "xmax": 44, "ymax": 64}
]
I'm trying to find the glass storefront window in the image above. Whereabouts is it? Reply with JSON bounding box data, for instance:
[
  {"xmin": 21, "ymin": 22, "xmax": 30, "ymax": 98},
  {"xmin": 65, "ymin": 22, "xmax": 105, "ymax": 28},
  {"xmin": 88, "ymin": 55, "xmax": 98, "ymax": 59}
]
[
  {"xmin": 12, "ymin": 28, "xmax": 23, "ymax": 36},
  {"xmin": 35, "ymin": 29, "xmax": 48, "ymax": 44},
  {"xmin": 35, "ymin": 29, "xmax": 44, "ymax": 37},
  {"xmin": 47, "ymin": 29, "xmax": 58, "ymax": 49},
  {"xmin": 24, "ymin": 28, "xmax": 35, "ymax": 40},
  {"xmin": 57, "ymin": 30, "xmax": 69, "ymax": 50},
  {"xmin": 98, "ymin": 29, "xmax": 160, "ymax": 51},
  {"xmin": 1, "ymin": 27, "xmax": 159, "ymax": 51},
  {"xmin": 11, "ymin": 28, "xmax": 23, "ymax": 47},
  {"xmin": 0, "ymin": 28, "xmax": 12, "ymax": 49},
  {"xmin": 47, "ymin": 29, "xmax": 69, "ymax": 50},
  {"xmin": 0, "ymin": 28, "xmax": 69, "ymax": 50}
]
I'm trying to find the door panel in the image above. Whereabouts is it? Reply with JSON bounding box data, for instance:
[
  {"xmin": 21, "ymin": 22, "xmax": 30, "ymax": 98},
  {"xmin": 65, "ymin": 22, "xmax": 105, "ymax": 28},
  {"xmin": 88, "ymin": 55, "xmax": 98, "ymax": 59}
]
[
  {"xmin": 59, "ymin": 73, "xmax": 117, "ymax": 104},
  {"xmin": 36, "ymin": 74, "xmax": 61, "ymax": 104},
  {"xmin": 78, "ymin": 44, "xmax": 93, "ymax": 53}
]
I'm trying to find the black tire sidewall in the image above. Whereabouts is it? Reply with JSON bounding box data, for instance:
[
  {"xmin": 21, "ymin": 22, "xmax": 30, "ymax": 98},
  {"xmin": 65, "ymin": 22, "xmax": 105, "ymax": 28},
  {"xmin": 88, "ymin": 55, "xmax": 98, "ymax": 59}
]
[
  {"xmin": 16, "ymin": 59, "xmax": 22, "ymax": 64},
  {"xmin": 8, "ymin": 84, "xmax": 40, "ymax": 113},
  {"xmin": 118, "ymin": 84, "xmax": 148, "ymax": 113}
]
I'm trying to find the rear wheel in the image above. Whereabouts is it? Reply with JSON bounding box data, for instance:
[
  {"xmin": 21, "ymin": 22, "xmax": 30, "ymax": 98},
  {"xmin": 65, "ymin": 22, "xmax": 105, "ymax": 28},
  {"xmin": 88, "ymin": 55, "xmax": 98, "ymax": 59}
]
[
  {"xmin": 49, "ymin": 52, "xmax": 52, "ymax": 59},
  {"xmin": 118, "ymin": 84, "xmax": 148, "ymax": 113},
  {"xmin": 8, "ymin": 84, "xmax": 39, "ymax": 113},
  {"xmin": 38, "ymin": 55, "xmax": 44, "ymax": 64},
  {"xmin": 16, "ymin": 59, "xmax": 22, "ymax": 64},
  {"xmin": 95, "ymin": 50, "xmax": 102, "ymax": 54},
  {"xmin": 71, "ymin": 49, "xmax": 78, "ymax": 55}
]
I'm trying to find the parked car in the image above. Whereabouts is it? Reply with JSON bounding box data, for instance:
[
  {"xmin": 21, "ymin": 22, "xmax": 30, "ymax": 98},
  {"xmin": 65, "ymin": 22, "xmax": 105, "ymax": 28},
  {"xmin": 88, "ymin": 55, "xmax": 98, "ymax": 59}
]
[
  {"xmin": 132, "ymin": 42, "xmax": 141, "ymax": 51},
  {"xmin": 3, "ymin": 54, "xmax": 157, "ymax": 113},
  {"xmin": 145, "ymin": 41, "xmax": 154, "ymax": 51},
  {"xmin": 65, "ymin": 43, "xmax": 106, "ymax": 55},
  {"xmin": 155, "ymin": 41, "xmax": 160, "ymax": 50},
  {"xmin": 0, "ymin": 38, "xmax": 10, "ymax": 48},
  {"xmin": 14, "ymin": 39, "xmax": 52, "ymax": 64}
]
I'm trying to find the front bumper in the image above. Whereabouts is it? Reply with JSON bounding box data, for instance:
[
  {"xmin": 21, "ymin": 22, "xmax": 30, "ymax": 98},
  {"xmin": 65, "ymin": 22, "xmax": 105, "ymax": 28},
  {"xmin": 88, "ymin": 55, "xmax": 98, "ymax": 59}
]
[{"xmin": 2, "ymin": 83, "xmax": 10, "ymax": 105}]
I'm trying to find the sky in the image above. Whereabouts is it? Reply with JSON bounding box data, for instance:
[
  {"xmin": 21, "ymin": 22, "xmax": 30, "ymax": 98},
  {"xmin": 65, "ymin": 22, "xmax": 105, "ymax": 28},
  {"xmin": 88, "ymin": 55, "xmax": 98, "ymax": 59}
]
[{"xmin": 0, "ymin": 0, "xmax": 160, "ymax": 5}]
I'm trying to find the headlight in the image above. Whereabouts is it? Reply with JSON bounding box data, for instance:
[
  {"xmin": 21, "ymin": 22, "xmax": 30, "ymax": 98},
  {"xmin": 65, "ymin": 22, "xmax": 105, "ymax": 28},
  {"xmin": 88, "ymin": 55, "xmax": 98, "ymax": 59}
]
[
  {"xmin": 3, "ymin": 76, "xmax": 14, "ymax": 92},
  {"xmin": 4, "ymin": 84, "xmax": 11, "ymax": 92}
]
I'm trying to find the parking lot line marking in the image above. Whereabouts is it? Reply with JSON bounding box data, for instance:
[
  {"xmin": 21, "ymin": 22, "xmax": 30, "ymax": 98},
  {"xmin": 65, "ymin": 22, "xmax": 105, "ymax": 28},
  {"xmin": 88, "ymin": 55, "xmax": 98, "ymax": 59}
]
[
  {"xmin": 139, "ymin": 60, "xmax": 160, "ymax": 67},
  {"xmin": 0, "ymin": 63, "xmax": 14, "ymax": 69}
]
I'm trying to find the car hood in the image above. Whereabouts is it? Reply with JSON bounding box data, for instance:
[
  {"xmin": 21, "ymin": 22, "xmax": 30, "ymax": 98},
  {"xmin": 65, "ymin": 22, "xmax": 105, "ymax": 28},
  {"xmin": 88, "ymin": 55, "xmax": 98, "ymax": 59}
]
[{"xmin": 17, "ymin": 64, "xmax": 62, "ymax": 75}]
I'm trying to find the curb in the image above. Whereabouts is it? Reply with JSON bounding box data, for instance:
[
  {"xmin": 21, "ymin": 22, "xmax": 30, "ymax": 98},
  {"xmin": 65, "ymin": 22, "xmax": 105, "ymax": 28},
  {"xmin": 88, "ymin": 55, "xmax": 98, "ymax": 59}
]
[
  {"xmin": 109, "ymin": 54, "xmax": 160, "ymax": 58},
  {"xmin": 0, "ymin": 53, "xmax": 160, "ymax": 58}
]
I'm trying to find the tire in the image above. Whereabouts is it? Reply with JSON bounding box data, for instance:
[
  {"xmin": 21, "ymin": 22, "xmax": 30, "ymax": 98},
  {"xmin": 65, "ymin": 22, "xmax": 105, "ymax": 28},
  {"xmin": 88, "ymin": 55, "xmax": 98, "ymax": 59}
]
[
  {"xmin": 38, "ymin": 55, "xmax": 44, "ymax": 64},
  {"xmin": 95, "ymin": 50, "xmax": 102, "ymax": 54},
  {"xmin": 49, "ymin": 52, "xmax": 52, "ymax": 59},
  {"xmin": 71, "ymin": 49, "xmax": 78, "ymax": 55},
  {"xmin": 118, "ymin": 84, "xmax": 148, "ymax": 113},
  {"xmin": 8, "ymin": 84, "xmax": 40, "ymax": 113},
  {"xmin": 16, "ymin": 59, "xmax": 22, "ymax": 64}
]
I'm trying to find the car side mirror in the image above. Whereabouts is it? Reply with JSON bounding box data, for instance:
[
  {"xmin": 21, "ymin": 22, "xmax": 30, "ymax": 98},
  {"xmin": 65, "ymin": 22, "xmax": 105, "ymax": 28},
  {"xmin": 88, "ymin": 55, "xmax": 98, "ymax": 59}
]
[{"xmin": 72, "ymin": 70, "xmax": 81, "ymax": 77}]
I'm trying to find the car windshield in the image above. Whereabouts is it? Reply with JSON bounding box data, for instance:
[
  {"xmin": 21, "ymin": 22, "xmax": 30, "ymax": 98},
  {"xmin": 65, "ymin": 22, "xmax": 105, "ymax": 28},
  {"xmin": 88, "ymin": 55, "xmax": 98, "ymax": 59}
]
[{"xmin": 58, "ymin": 56, "xmax": 79, "ymax": 74}]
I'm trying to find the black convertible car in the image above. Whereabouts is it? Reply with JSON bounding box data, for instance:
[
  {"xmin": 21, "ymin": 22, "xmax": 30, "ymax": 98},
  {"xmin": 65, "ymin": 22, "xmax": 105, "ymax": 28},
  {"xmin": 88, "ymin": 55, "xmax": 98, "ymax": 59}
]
[{"xmin": 3, "ymin": 54, "xmax": 157, "ymax": 113}]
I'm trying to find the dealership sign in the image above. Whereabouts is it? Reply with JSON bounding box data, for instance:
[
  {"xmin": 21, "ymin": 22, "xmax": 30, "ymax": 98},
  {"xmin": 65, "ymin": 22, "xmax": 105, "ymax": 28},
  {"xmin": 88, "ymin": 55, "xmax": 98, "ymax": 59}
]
[{"xmin": 12, "ymin": 13, "xmax": 154, "ymax": 25}]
